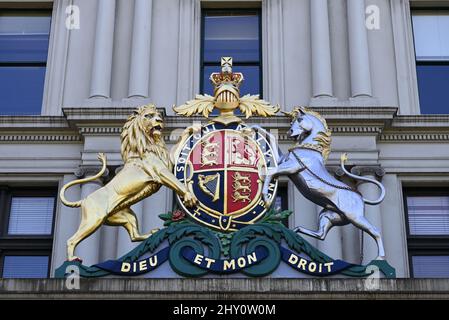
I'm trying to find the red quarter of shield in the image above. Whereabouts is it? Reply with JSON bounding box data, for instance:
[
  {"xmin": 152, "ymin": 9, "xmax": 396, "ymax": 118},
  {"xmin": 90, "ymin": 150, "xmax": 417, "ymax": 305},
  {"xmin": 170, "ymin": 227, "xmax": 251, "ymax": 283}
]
[
  {"xmin": 190, "ymin": 131, "xmax": 225, "ymax": 170},
  {"xmin": 226, "ymin": 170, "xmax": 260, "ymax": 215}
]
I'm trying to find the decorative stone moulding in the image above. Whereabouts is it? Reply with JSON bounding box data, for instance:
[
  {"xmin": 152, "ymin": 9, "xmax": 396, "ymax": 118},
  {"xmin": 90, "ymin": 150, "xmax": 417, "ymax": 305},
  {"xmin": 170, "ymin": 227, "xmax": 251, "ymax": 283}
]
[
  {"xmin": 351, "ymin": 166, "xmax": 386, "ymax": 179},
  {"xmin": 74, "ymin": 165, "xmax": 110, "ymax": 179},
  {"xmin": 0, "ymin": 134, "xmax": 81, "ymax": 142}
]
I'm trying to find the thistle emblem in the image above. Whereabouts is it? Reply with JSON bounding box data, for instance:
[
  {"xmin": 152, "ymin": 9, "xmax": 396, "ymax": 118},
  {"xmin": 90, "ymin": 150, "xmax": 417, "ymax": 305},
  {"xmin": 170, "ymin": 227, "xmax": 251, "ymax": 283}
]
[{"xmin": 173, "ymin": 57, "xmax": 280, "ymax": 125}]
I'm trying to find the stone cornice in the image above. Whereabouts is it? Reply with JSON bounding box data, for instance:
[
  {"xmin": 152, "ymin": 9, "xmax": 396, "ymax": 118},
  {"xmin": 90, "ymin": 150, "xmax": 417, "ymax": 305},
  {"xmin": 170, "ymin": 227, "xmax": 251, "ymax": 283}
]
[
  {"xmin": 63, "ymin": 106, "xmax": 398, "ymax": 124},
  {"xmin": 380, "ymin": 132, "xmax": 449, "ymax": 142},
  {"xmin": 0, "ymin": 115, "xmax": 68, "ymax": 129},
  {"xmin": 311, "ymin": 106, "xmax": 398, "ymax": 120},
  {"xmin": 331, "ymin": 126, "xmax": 384, "ymax": 134},
  {"xmin": 4, "ymin": 129, "xmax": 446, "ymax": 143},
  {"xmin": 0, "ymin": 133, "xmax": 81, "ymax": 142},
  {"xmin": 391, "ymin": 115, "xmax": 449, "ymax": 128},
  {"xmin": 78, "ymin": 127, "xmax": 122, "ymax": 135},
  {"xmin": 62, "ymin": 107, "xmax": 167, "ymax": 121},
  {"xmin": 0, "ymin": 107, "xmax": 449, "ymax": 143}
]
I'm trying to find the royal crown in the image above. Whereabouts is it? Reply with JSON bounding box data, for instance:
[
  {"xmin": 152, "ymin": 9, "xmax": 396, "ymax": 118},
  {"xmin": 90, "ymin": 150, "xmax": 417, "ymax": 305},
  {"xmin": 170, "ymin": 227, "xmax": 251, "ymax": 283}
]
[{"xmin": 210, "ymin": 57, "xmax": 244, "ymax": 90}]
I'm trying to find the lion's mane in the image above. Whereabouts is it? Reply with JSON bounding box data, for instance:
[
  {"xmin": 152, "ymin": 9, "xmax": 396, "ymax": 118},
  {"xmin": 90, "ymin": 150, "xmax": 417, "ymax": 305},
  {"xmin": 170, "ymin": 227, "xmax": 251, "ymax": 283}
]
[{"xmin": 120, "ymin": 104, "xmax": 169, "ymax": 164}]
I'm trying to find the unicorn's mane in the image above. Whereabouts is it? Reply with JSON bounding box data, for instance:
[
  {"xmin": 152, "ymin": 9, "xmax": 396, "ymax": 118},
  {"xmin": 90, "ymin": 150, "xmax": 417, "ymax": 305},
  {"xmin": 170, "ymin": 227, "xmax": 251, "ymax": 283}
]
[
  {"xmin": 288, "ymin": 107, "xmax": 332, "ymax": 161},
  {"xmin": 301, "ymin": 108, "xmax": 332, "ymax": 161}
]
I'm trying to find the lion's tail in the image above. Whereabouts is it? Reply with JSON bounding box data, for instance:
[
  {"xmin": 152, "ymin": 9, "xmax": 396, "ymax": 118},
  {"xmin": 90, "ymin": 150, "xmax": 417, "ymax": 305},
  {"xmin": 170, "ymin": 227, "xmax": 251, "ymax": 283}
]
[
  {"xmin": 59, "ymin": 153, "xmax": 107, "ymax": 208},
  {"xmin": 340, "ymin": 153, "xmax": 385, "ymax": 205}
]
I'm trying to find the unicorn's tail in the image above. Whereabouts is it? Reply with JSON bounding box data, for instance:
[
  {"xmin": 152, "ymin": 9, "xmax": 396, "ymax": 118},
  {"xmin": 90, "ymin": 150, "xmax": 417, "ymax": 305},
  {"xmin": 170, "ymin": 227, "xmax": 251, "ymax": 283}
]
[{"xmin": 340, "ymin": 153, "xmax": 385, "ymax": 205}]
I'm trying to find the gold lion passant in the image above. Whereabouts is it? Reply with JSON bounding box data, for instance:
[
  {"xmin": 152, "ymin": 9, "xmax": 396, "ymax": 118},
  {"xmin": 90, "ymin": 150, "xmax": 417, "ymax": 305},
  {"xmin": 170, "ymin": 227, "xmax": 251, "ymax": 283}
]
[{"xmin": 60, "ymin": 104, "xmax": 197, "ymax": 262}]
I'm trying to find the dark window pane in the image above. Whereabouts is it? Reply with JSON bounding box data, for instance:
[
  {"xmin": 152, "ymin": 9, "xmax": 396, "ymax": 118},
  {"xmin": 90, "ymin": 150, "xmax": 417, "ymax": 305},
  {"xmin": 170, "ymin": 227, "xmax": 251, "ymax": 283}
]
[
  {"xmin": 203, "ymin": 65, "xmax": 260, "ymax": 96},
  {"xmin": 201, "ymin": 10, "xmax": 262, "ymax": 97},
  {"xmin": 406, "ymin": 195, "xmax": 449, "ymax": 235},
  {"xmin": 0, "ymin": 66, "xmax": 46, "ymax": 115},
  {"xmin": 8, "ymin": 197, "xmax": 55, "ymax": 235},
  {"xmin": 2, "ymin": 256, "xmax": 49, "ymax": 278},
  {"xmin": 416, "ymin": 65, "xmax": 449, "ymax": 114},
  {"xmin": 0, "ymin": 34, "xmax": 50, "ymax": 62},
  {"xmin": 204, "ymin": 14, "xmax": 259, "ymax": 62},
  {"xmin": 412, "ymin": 256, "xmax": 449, "ymax": 278},
  {"xmin": 0, "ymin": 12, "xmax": 51, "ymax": 63}
]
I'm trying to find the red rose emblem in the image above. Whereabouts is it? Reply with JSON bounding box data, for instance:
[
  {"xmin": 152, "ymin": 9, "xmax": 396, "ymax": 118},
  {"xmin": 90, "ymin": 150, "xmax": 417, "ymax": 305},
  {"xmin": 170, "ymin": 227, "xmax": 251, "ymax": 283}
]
[{"xmin": 172, "ymin": 210, "xmax": 185, "ymax": 221}]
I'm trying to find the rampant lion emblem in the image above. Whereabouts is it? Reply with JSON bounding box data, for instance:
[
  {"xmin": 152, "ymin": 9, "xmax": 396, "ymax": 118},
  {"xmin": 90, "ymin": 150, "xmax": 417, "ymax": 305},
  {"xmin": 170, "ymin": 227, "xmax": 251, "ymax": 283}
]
[{"xmin": 59, "ymin": 104, "xmax": 197, "ymax": 262}]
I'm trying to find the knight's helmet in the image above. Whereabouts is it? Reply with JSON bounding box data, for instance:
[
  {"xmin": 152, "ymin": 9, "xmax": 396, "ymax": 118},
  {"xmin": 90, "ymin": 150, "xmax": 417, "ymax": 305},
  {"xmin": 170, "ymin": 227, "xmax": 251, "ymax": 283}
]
[
  {"xmin": 173, "ymin": 56, "xmax": 278, "ymax": 125},
  {"xmin": 210, "ymin": 57, "xmax": 244, "ymax": 116}
]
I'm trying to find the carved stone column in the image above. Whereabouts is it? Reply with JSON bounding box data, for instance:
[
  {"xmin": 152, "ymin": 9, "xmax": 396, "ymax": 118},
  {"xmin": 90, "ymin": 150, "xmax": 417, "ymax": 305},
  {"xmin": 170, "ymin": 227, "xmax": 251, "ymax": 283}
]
[
  {"xmin": 128, "ymin": 0, "xmax": 153, "ymax": 99},
  {"xmin": 347, "ymin": 0, "xmax": 374, "ymax": 100},
  {"xmin": 379, "ymin": 174, "xmax": 409, "ymax": 277},
  {"xmin": 89, "ymin": 0, "xmax": 116, "ymax": 100},
  {"xmin": 51, "ymin": 175, "xmax": 81, "ymax": 274},
  {"xmin": 310, "ymin": 0, "xmax": 336, "ymax": 105},
  {"xmin": 352, "ymin": 165, "xmax": 385, "ymax": 264},
  {"xmin": 262, "ymin": 0, "xmax": 285, "ymax": 107},
  {"xmin": 72, "ymin": 166, "xmax": 109, "ymax": 266}
]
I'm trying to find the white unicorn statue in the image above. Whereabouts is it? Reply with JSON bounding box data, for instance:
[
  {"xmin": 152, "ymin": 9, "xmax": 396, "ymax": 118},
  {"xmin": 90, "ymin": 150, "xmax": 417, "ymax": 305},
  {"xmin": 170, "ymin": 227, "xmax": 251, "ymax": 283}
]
[{"xmin": 253, "ymin": 107, "xmax": 386, "ymax": 260}]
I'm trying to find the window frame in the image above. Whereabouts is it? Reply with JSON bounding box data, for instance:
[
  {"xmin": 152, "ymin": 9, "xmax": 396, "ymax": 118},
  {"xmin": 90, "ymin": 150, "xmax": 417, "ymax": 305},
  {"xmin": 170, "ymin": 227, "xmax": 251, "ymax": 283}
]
[
  {"xmin": 0, "ymin": 251, "xmax": 52, "ymax": 279},
  {"xmin": 410, "ymin": 8, "xmax": 449, "ymax": 114},
  {"xmin": 0, "ymin": 8, "xmax": 52, "ymax": 115},
  {"xmin": 0, "ymin": 187, "xmax": 57, "ymax": 278},
  {"xmin": 403, "ymin": 187, "xmax": 449, "ymax": 277},
  {"xmin": 200, "ymin": 8, "xmax": 263, "ymax": 97}
]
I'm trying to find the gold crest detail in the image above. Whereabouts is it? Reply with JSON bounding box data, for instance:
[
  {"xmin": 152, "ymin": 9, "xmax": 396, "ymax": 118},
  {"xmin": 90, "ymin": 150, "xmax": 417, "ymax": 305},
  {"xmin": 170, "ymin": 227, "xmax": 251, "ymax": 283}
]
[{"xmin": 173, "ymin": 57, "xmax": 280, "ymax": 125}]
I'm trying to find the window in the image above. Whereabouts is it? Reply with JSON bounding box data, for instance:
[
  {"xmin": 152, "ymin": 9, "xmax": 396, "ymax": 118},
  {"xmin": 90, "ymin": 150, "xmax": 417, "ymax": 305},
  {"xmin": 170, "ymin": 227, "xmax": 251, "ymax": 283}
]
[
  {"xmin": 0, "ymin": 9, "xmax": 51, "ymax": 115},
  {"xmin": 201, "ymin": 9, "xmax": 262, "ymax": 97},
  {"xmin": 0, "ymin": 188, "xmax": 56, "ymax": 278},
  {"xmin": 404, "ymin": 188, "xmax": 449, "ymax": 278},
  {"xmin": 412, "ymin": 10, "xmax": 449, "ymax": 114}
]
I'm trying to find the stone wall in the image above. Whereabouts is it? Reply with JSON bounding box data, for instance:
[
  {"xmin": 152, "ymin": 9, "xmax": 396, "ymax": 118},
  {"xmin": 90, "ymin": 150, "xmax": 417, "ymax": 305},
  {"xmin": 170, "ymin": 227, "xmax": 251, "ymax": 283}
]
[{"xmin": 1, "ymin": 279, "xmax": 448, "ymax": 299}]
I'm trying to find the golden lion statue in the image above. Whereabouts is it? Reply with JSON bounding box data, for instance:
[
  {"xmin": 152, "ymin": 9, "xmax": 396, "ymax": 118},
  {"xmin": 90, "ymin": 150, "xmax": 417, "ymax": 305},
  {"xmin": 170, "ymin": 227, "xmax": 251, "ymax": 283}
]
[{"xmin": 60, "ymin": 104, "xmax": 197, "ymax": 262}]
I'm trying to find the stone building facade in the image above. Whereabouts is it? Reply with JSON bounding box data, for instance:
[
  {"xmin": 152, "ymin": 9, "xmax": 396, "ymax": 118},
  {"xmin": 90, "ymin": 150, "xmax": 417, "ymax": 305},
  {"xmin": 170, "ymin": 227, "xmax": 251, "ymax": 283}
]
[{"xmin": 0, "ymin": 0, "xmax": 448, "ymax": 283}]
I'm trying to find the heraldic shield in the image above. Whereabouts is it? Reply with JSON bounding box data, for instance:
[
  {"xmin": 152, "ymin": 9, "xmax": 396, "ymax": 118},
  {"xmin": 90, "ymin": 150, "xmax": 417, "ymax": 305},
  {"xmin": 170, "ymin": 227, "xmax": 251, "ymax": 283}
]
[
  {"xmin": 56, "ymin": 57, "xmax": 396, "ymax": 279},
  {"xmin": 175, "ymin": 122, "xmax": 278, "ymax": 232}
]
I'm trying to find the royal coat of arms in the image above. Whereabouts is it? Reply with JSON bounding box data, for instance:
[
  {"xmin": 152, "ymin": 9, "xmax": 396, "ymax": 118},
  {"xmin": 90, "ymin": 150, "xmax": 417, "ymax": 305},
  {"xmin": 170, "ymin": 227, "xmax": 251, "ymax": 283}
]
[
  {"xmin": 56, "ymin": 57, "xmax": 396, "ymax": 279},
  {"xmin": 174, "ymin": 121, "xmax": 278, "ymax": 232}
]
